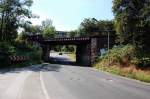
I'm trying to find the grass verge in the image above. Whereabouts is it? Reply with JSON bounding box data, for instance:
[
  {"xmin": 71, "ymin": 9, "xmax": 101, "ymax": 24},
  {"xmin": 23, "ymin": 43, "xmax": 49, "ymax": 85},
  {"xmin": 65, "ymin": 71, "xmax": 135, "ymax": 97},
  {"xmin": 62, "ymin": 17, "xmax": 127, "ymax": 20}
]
[
  {"xmin": 94, "ymin": 63, "xmax": 150, "ymax": 83},
  {"xmin": 68, "ymin": 53, "xmax": 76, "ymax": 62}
]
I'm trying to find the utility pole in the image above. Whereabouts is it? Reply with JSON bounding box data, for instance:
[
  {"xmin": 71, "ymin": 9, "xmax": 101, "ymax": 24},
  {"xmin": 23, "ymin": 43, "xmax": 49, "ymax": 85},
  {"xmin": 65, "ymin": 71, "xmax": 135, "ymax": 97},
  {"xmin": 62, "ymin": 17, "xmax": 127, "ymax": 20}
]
[
  {"xmin": 108, "ymin": 31, "xmax": 110, "ymax": 66},
  {"xmin": 108, "ymin": 32, "xmax": 110, "ymax": 53}
]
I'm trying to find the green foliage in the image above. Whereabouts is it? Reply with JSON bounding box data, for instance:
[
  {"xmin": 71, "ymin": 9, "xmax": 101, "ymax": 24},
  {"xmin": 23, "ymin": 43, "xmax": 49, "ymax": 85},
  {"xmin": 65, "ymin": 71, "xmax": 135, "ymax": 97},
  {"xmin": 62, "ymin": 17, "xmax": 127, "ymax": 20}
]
[
  {"xmin": 95, "ymin": 44, "xmax": 150, "ymax": 82},
  {"xmin": 14, "ymin": 32, "xmax": 32, "ymax": 52},
  {"xmin": 100, "ymin": 45, "xmax": 135, "ymax": 65},
  {"xmin": 95, "ymin": 64, "xmax": 150, "ymax": 83},
  {"xmin": 13, "ymin": 42, "xmax": 43, "ymax": 64},
  {"xmin": 69, "ymin": 30, "xmax": 79, "ymax": 37},
  {"xmin": 78, "ymin": 18, "xmax": 115, "ymax": 37},
  {"xmin": 98, "ymin": 20, "xmax": 115, "ymax": 34},
  {"xmin": 112, "ymin": 0, "xmax": 150, "ymax": 51},
  {"xmin": 134, "ymin": 51, "xmax": 150, "ymax": 67},
  {"xmin": 140, "ymin": 58, "xmax": 150, "ymax": 67},
  {"xmin": 0, "ymin": 32, "xmax": 43, "ymax": 68},
  {"xmin": 0, "ymin": 0, "xmax": 33, "ymax": 42},
  {"xmin": 52, "ymin": 45, "xmax": 76, "ymax": 53},
  {"xmin": 24, "ymin": 24, "xmax": 42, "ymax": 34},
  {"xmin": 68, "ymin": 53, "xmax": 76, "ymax": 62},
  {"xmin": 41, "ymin": 19, "xmax": 56, "ymax": 39},
  {"xmin": 15, "ymin": 33, "xmax": 43, "ymax": 63},
  {"xmin": 62, "ymin": 45, "xmax": 76, "ymax": 52},
  {"xmin": 43, "ymin": 26, "xmax": 56, "ymax": 39},
  {"xmin": 0, "ymin": 42, "xmax": 13, "ymax": 67},
  {"xmin": 16, "ymin": 32, "xmax": 28, "ymax": 42},
  {"xmin": 42, "ymin": 19, "xmax": 53, "ymax": 29},
  {"xmin": 28, "ymin": 43, "xmax": 42, "ymax": 63},
  {"xmin": 79, "ymin": 18, "xmax": 99, "ymax": 36},
  {"xmin": 97, "ymin": 44, "xmax": 150, "ymax": 67}
]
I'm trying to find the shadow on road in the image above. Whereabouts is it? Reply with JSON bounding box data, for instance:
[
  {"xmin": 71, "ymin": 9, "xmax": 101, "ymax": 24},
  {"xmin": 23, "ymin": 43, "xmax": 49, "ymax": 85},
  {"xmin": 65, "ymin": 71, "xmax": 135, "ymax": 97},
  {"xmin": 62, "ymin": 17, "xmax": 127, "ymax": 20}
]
[
  {"xmin": 49, "ymin": 60, "xmax": 76, "ymax": 66},
  {"xmin": 49, "ymin": 57, "xmax": 90, "ymax": 67},
  {"xmin": 0, "ymin": 64, "xmax": 62, "ymax": 74},
  {"xmin": 49, "ymin": 53, "xmax": 86, "ymax": 67}
]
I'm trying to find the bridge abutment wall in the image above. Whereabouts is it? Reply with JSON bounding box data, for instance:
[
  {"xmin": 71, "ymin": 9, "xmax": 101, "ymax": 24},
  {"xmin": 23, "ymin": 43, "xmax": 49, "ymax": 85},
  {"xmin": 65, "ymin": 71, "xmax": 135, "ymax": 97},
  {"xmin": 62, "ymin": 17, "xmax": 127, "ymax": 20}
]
[
  {"xmin": 90, "ymin": 38, "xmax": 98, "ymax": 66},
  {"xmin": 76, "ymin": 44, "xmax": 91, "ymax": 66},
  {"xmin": 42, "ymin": 44, "xmax": 51, "ymax": 62}
]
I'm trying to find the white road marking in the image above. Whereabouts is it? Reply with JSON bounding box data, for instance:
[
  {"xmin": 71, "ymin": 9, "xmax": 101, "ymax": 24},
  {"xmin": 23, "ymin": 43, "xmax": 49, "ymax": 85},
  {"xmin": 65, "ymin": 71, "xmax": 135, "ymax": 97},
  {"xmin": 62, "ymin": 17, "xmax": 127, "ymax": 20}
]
[{"xmin": 40, "ymin": 72, "xmax": 50, "ymax": 99}]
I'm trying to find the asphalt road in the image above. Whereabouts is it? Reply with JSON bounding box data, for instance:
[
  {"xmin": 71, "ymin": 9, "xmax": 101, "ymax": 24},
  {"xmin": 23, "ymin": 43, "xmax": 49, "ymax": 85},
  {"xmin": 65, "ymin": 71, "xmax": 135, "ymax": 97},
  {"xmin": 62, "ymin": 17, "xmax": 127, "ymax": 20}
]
[
  {"xmin": 1, "ymin": 54, "xmax": 150, "ymax": 99},
  {"xmin": 50, "ymin": 53, "xmax": 71, "ymax": 62},
  {"xmin": 49, "ymin": 52, "xmax": 75, "ymax": 65},
  {"xmin": 41, "ymin": 64, "xmax": 150, "ymax": 99}
]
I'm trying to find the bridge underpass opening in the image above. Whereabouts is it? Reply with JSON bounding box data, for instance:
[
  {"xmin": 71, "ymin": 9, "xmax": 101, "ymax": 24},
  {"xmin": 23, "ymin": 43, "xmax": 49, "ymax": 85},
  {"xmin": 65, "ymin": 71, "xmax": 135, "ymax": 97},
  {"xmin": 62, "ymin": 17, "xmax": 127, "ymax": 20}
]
[
  {"xmin": 41, "ymin": 37, "xmax": 92, "ymax": 66},
  {"xmin": 43, "ymin": 43, "xmax": 91, "ymax": 66},
  {"xmin": 49, "ymin": 45, "xmax": 77, "ymax": 65}
]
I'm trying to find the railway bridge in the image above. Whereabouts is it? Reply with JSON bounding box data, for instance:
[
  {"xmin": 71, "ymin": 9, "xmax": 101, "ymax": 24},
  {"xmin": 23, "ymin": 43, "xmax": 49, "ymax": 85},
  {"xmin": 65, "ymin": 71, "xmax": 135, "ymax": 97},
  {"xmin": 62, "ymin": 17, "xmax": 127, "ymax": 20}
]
[{"xmin": 28, "ymin": 34, "xmax": 115, "ymax": 66}]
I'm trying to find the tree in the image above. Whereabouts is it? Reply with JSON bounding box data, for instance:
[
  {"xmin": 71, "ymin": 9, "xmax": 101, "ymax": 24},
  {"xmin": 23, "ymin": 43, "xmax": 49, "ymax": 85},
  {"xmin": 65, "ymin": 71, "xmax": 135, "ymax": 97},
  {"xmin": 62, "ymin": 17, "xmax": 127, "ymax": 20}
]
[
  {"xmin": 79, "ymin": 18, "xmax": 99, "ymax": 36},
  {"xmin": 113, "ymin": 0, "xmax": 150, "ymax": 50},
  {"xmin": 78, "ymin": 18, "xmax": 115, "ymax": 37},
  {"xmin": 0, "ymin": 0, "xmax": 33, "ymax": 42},
  {"xmin": 69, "ymin": 30, "xmax": 79, "ymax": 37},
  {"xmin": 43, "ymin": 26, "xmax": 56, "ymax": 39},
  {"xmin": 97, "ymin": 20, "xmax": 115, "ymax": 35},
  {"xmin": 41, "ymin": 19, "xmax": 56, "ymax": 39},
  {"xmin": 24, "ymin": 23, "xmax": 42, "ymax": 34},
  {"xmin": 42, "ymin": 19, "xmax": 53, "ymax": 29}
]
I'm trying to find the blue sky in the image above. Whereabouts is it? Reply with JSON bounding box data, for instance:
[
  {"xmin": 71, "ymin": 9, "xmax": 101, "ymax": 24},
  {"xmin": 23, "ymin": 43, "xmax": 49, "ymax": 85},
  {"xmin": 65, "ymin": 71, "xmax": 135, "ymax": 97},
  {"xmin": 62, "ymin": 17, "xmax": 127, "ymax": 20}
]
[{"xmin": 31, "ymin": 0, "xmax": 114, "ymax": 31}]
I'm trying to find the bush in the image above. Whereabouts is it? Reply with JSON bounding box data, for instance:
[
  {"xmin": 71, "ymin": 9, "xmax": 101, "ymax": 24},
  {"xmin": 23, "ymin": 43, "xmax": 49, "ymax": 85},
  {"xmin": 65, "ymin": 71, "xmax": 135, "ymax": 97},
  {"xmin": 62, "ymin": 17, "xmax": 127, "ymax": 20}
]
[
  {"xmin": 0, "ymin": 38, "xmax": 43, "ymax": 68},
  {"xmin": 0, "ymin": 42, "xmax": 12, "ymax": 68},
  {"xmin": 10, "ymin": 43, "xmax": 43, "ymax": 67},
  {"xmin": 14, "ymin": 38, "xmax": 43, "ymax": 63},
  {"xmin": 95, "ymin": 45, "xmax": 150, "ymax": 82},
  {"xmin": 0, "ymin": 53, "xmax": 11, "ymax": 68},
  {"xmin": 96, "ymin": 44, "xmax": 150, "ymax": 68},
  {"xmin": 99, "ymin": 45, "xmax": 136, "ymax": 66},
  {"xmin": 29, "ymin": 44, "xmax": 43, "ymax": 64}
]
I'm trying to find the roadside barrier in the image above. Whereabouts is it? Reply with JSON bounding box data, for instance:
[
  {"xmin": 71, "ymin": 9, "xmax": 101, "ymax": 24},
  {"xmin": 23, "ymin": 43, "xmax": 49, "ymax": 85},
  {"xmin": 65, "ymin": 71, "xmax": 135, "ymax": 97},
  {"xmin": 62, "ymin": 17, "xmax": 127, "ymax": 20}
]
[{"xmin": 10, "ymin": 56, "xmax": 29, "ymax": 64}]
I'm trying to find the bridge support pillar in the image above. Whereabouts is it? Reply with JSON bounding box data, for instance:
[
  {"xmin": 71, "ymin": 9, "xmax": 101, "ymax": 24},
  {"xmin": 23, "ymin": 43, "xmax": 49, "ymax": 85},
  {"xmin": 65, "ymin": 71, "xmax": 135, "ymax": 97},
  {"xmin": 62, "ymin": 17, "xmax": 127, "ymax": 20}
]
[
  {"xmin": 42, "ymin": 45, "xmax": 51, "ymax": 62},
  {"xmin": 90, "ymin": 38, "xmax": 98, "ymax": 65},
  {"xmin": 76, "ymin": 44, "xmax": 90, "ymax": 66}
]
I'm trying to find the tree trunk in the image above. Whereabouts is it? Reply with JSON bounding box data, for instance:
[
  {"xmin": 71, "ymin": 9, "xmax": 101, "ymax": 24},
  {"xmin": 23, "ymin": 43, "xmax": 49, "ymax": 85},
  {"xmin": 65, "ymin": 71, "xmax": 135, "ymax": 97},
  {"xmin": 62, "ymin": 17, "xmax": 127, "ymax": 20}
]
[{"xmin": 0, "ymin": 11, "xmax": 4, "ymax": 41}]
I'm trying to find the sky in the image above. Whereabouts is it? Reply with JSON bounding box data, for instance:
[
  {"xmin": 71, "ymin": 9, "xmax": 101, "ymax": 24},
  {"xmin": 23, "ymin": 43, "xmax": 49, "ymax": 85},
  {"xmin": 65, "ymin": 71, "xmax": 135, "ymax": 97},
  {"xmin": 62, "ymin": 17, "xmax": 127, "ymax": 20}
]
[{"xmin": 30, "ymin": 0, "xmax": 114, "ymax": 31}]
